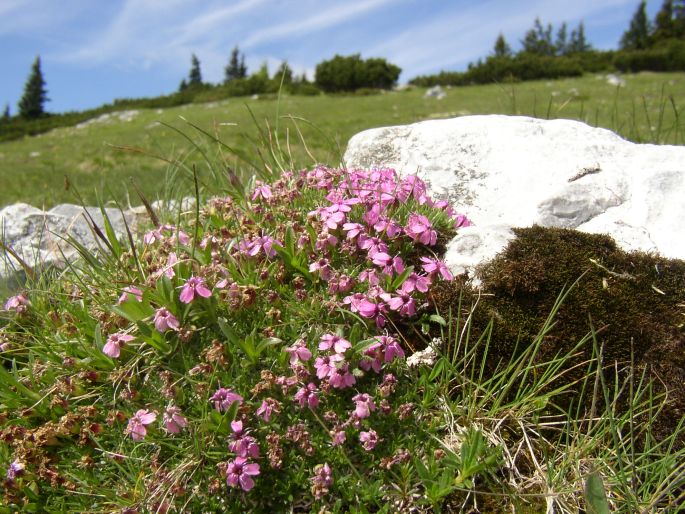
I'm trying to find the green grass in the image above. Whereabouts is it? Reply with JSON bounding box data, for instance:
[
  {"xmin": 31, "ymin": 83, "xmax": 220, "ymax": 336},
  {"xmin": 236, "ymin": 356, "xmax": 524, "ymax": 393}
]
[
  {"xmin": 1, "ymin": 89, "xmax": 684, "ymax": 512},
  {"xmin": 0, "ymin": 71, "xmax": 683, "ymax": 209}
]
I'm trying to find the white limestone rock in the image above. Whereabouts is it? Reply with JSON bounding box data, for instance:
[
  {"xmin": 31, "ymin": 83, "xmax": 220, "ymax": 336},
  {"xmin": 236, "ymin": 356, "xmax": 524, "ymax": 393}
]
[
  {"xmin": 343, "ymin": 115, "xmax": 685, "ymax": 276},
  {"xmin": 0, "ymin": 203, "xmax": 137, "ymax": 278}
]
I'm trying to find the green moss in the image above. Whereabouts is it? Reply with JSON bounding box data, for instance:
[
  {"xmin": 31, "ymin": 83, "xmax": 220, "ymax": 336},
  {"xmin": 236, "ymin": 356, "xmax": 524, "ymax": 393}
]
[{"xmin": 432, "ymin": 225, "xmax": 685, "ymax": 440}]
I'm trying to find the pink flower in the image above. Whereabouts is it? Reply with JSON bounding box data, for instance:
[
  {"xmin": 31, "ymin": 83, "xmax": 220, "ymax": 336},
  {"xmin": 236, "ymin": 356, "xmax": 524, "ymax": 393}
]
[
  {"xmin": 420, "ymin": 257, "xmax": 454, "ymax": 281},
  {"xmin": 163, "ymin": 406, "xmax": 188, "ymax": 434},
  {"xmin": 103, "ymin": 333, "xmax": 134, "ymax": 358},
  {"xmin": 251, "ymin": 182, "xmax": 273, "ymax": 201},
  {"xmin": 3, "ymin": 294, "xmax": 29, "ymax": 314},
  {"xmin": 454, "ymin": 213, "xmax": 472, "ymax": 228},
  {"xmin": 226, "ymin": 457, "xmax": 260, "ymax": 491},
  {"xmin": 153, "ymin": 308, "xmax": 180, "ymax": 332},
  {"xmin": 314, "ymin": 354, "xmax": 344, "ymax": 380},
  {"xmin": 352, "ymin": 393, "xmax": 376, "ymax": 419},
  {"xmin": 126, "ymin": 409, "xmax": 157, "ymax": 441},
  {"xmin": 342, "ymin": 222, "xmax": 365, "ymax": 240},
  {"xmin": 383, "ymin": 293, "xmax": 417, "ymax": 317},
  {"xmin": 405, "ymin": 214, "xmax": 437, "ymax": 246},
  {"xmin": 284, "ymin": 340, "xmax": 312, "ymax": 365},
  {"xmin": 117, "ymin": 286, "xmax": 143, "ymax": 305},
  {"xmin": 255, "ymin": 398, "xmax": 278, "ymax": 422},
  {"xmin": 399, "ymin": 273, "xmax": 431, "ymax": 294},
  {"xmin": 359, "ymin": 429, "xmax": 379, "ymax": 451},
  {"xmin": 229, "ymin": 421, "xmax": 260, "ymax": 458},
  {"xmin": 294, "ymin": 383, "xmax": 320, "ymax": 409},
  {"xmin": 309, "ymin": 258, "xmax": 333, "ymax": 281},
  {"xmin": 210, "ymin": 387, "xmax": 243, "ymax": 412},
  {"xmin": 179, "ymin": 276, "xmax": 212, "ymax": 304},
  {"xmin": 328, "ymin": 364, "xmax": 356, "ymax": 389},
  {"xmin": 330, "ymin": 428, "xmax": 346, "ymax": 446},
  {"xmin": 311, "ymin": 462, "xmax": 333, "ymax": 487},
  {"xmin": 318, "ymin": 334, "xmax": 351, "ymax": 354},
  {"xmin": 164, "ymin": 252, "xmax": 178, "ymax": 278}
]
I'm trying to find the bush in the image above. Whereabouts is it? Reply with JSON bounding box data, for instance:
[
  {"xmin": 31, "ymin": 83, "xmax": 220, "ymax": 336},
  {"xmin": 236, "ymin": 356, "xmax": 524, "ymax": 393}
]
[
  {"xmin": 315, "ymin": 54, "xmax": 401, "ymax": 92},
  {"xmin": 613, "ymin": 38, "xmax": 685, "ymax": 72}
]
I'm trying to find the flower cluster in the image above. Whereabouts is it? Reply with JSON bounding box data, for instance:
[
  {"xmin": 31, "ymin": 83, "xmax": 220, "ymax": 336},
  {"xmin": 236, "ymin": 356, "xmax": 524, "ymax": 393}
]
[{"xmin": 1, "ymin": 165, "xmax": 471, "ymax": 511}]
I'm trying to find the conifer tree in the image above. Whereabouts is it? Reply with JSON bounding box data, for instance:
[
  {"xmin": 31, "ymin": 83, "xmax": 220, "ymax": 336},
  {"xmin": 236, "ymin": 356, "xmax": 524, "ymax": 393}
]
[
  {"xmin": 493, "ymin": 33, "xmax": 512, "ymax": 57},
  {"xmin": 620, "ymin": 1, "xmax": 652, "ymax": 50},
  {"xmin": 225, "ymin": 46, "xmax": 248, "ymax": 82},
  {"xmin": 274, "ymin": 61, "xmax": 293, "ymax": 84},
  {"xmin": 569, "ymin": 22, "xmax": 592, "ymax": 53},
  {"xmin": 2, "ymin": 104, "xmax": 9, "ymax": 120},
  {"xmin": 555, "ymin": 22, "xmax": 568, "ymax": 55},
  {"xmin": 188, "ymin": 54, "xmax": 202, "ymax": 86},
  {"xmin": 653, "ymin": 0, "xmax": 675, "ymax": 41},
  {"xmin": 18, "ymin": 56, "xmax": 49, "ymax": 119},
  {"xmin": 521, "ymin": 18, "xmax": 554, "ymax": 55}
]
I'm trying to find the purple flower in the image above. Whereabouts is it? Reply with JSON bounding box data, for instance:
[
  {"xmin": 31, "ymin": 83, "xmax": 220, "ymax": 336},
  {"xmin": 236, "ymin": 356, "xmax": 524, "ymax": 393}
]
[
  {"xmin": 3, "ymin": 294, "xmax": 29, "ymax": 314},
  {"xmin": 318, "ymin": 334, "xmax": 351, "ymax": 354},
  {"xmin": 284, "ymin": 340, "xmax": 312, "ymax": 365},
  {"xmin": 352, "ymin": 393, "xmax": 376, "ymax": 419},
  {"xmin": 309, "ymin": 258, "xmax": 333, "ymax": 281},
  {"xmin": 153, "ymin": 308, "xmax": 180, "ymax": 332},
  {"xmin": 103, "ymin": 333, "xmax": 134, "ymax": 358},
  {"xmin": 163, "ymin": 406, "xmax": 188, "ymax": 434},
  {"xmin": 294, "ymin": 383, "xmax": 320, "ymax": 409},
  {"xmin": 226, "ymin": 457, "xmax": 260, "ymax": 491},
  {"xmin": 6, "ymin": 459, "xmax": 25, "ymax": 483},
  {"xmin": 210, "ymin": 387, "xmax": 243, "ymax": 412},
  {"xmin": 420, "ymin": 257, "xmax": 454, "ymax": 281},
  {"xmin": 117, "ymin": 286, "xmax": 143, "ymax": 305},
  {"xmin": 405, "ymin": 214, "xmax": 437, "ymax": 246},
  {"xmin": 126, "ymin": 409, "xmax": 157, "ymax": 441},
  {"xmin": 359, "ymin": 429, "xmax": 379, "ymax": 451},
  {"xmin": 179, "ymin": 276, "xmax": 212, "ymax": 304}
]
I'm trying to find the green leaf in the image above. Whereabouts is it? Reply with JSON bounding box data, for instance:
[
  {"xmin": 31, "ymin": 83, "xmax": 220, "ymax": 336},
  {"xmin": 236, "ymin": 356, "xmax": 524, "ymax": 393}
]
[{"xmin": 584, "ymin": 472, "xmax": 611, "ymax": 514}]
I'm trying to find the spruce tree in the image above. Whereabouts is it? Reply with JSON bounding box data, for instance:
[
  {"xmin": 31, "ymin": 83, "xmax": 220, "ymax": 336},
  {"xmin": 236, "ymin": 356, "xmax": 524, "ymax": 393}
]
[
  {"xmin": 653, "ymin": 0, "xmax": 675, "ymax": 41},
  {"xmin": 18, "ymin": 56, "xmax": 49, "ymax": 119},
  {"xmin": 620, "ymin": 1, "xmax": 652, "ymax": 50},
  {"xmin": 493, "ymin": 33, "xmax": 512, "ymax": 57},
  {"xmin": 555, "ymin": 22, "xmax": 568, "ymax": 55},
  {"xmin": 569, "ymin": 22, "xmax": 592, "ymax": 53},
  {"xmin": 225, "ymin": 46, "xmax": 248, "ymax": 82},
  {"xmin": 521, "ymin": 18, "xmax": 554, "ymax": 55},
  {"xmin": 676, "ymin": 0, "xmax": 685, "ymax": 37},
  {"xmin": 2, "ymin": 104, "xmax": 9, "ymax": 120},
  {"xmin": 188, "ymin": 54, "xmax": 202, "ymax": 86}
]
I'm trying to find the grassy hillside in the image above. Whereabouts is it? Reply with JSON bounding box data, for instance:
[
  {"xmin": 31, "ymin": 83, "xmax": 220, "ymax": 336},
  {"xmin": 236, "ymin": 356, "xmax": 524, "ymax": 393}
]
[{"xmin": 0, "ymin": 71, "xmax": 683, "ymax": 209}]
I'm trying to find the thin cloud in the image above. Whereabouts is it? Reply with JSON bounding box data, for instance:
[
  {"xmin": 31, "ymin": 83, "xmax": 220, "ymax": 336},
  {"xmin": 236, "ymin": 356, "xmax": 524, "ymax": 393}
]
[
  {"xmin": 367, "ymin": 0, "xmax": 635, "ymax": 78},
  {"xmin": 242, "ymin": 0, "xmax": 400, "ymax": 49}
]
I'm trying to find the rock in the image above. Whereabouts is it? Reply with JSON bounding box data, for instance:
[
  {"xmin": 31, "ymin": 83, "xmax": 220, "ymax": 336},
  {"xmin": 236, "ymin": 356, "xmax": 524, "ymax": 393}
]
[
  {"xmin": 606, "ymin": 73, "xmax": 626, "ymax": 87},
  {"xmin": 343, "ymin": 115, "xmax": 685, "ymax": 276},
  {"xmin": 423, "ymin": 86, "xmax": 446, "ymax": 100},
  {"xmin": 0, "ymin": 203, "xmax": 138, "ymax": 279}
]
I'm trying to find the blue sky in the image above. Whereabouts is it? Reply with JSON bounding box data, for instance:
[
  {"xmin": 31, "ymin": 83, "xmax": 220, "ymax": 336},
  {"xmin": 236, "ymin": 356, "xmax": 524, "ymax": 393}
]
[{"xmin": 0, "ymin": 0, "xmax": 661, "ymax": 113}]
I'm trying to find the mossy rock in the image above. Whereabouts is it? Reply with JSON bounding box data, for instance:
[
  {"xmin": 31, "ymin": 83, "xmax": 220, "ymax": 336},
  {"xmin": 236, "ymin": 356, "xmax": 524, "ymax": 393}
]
[{"xmin": 432, "ymin": 225, "xmax": 685, "ymax": 442}]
